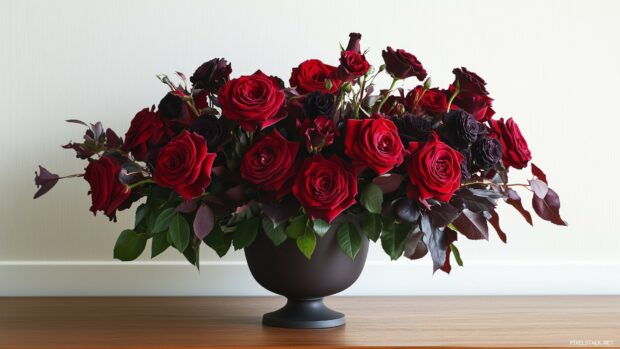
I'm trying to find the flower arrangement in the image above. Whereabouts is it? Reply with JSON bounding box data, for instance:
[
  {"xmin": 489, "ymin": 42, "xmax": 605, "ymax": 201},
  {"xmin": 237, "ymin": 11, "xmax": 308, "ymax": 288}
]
[{"xmin": 34, "ymin": 33, "xmax": 566, "ymax": 273}]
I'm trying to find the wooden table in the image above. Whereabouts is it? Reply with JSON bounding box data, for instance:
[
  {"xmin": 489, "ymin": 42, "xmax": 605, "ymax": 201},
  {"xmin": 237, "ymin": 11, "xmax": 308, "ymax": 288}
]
[{"xmin": 0, "ymin": 296, "xmax": 618, "ymax": 348}]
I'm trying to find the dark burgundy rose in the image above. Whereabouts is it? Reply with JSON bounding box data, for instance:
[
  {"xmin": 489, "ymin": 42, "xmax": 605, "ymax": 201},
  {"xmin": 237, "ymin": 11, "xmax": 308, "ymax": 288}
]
[
  {"xmin": 84, "ymin": 156, "xmax": 131, "ymax": 221},
  {"xmin": 189, "ymin": 115, "xmax": 229, "ymax": 151},
  {"xmin": 218, "ymin": 70, "xmax": 286, "ymax": 131},
  {"xmin": 292, "ymin": 155, "xmax": 357, "ymax": 223},
  {"xmin": 459, "ymin": 148, "xmax": 473, "ymax": 180},
  {"xmin": 450, "ymin": 67, "xmax": 494, "ymax": 122},
  {"xmin": 393, "ymin": 113, "xmax": 433, "ymax": 143},
  {"xmin": 406, "ymin": 133, "xmax": 463, "ymax": 203},
  {"xmin": 290, "ymin": 59, "xmax": 341, "ymax": 94},
  {"xmin": 153, "ymin": 131, "xmax": 216, "ymax": 200},
  {"xmin": 344, "ymin": 116, "xmax": 404, "ymax": 175},
  {"xmin": 490, "ymin": 117, "xmax": 532, "ymax": 169},
  {"xmin": 190, "ymin": 58, "xmax": 232, "ymax": 91},
  {"xmin": 123, "ymin": 106, "xmax": 164, "ymax": 161},
  {"xmin": 382, "ymin": 47, "xmax": 427, "ymax": 81},
  {"xmin": 406, "ymin": 86, "xmax": 448, "ymax": 115},
  {"xmin": 300, "ymin": 115, "xmax": 339, "ymax": 152},
  {"xmin": 472, "ymin": 136, "xmax": 502, "ymax": 170},
  {"xmin": 303, "ymin": 91, "xmax": 336, "ymax": 118},
  {"xmin": 345, "ymin": 32, "xmax": 362, "ymax": 53},
  {"xmin": 339, "ymin": 51, "xmax": 370, "ymax": 82},
  {"xmin": 380, "ymin": 95, "xmax": 406, "ymax": 116},
  {"xmin": 442, "ymin": 109, "xmax": 483, "ymax": 148},
  {"xmin": 157, "ymin": 92, "xmax": 194, "ymax": 127},
  {"xmin": 241, "ymin": 130, "xmax": 299, "ymax": 195}
]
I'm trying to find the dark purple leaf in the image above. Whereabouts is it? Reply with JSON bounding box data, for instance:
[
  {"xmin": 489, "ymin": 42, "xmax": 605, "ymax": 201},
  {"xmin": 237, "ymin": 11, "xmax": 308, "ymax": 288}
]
[
  {"xmin": 531, "ymin": 163, "xmax": 547, "ymax": 184},
  {"xmin": 262, "ymin": 197, "xmax": 300, "ymax": 224},
  {"xmin": 372, "ymin": 173, "xmax": 404, "ymax": 194},
  {"xmin": 90, "ymin": 122, "xmax": 104, "ymax": 141},
  {"xmin": 504, "ymin": 188, "xmax": 533, "ymax": 225},
  {"xmin": 439, "ymin": 227, "xmax": 458, "ymax": 274},
  {"xmin": 469, "ymin": 188, "xmax": 505, "ymax": 199},
  {"xmin": 451, "ymin": 188, "xmax": 496, "ymax": 213},
  {"xmin": 429, "ymin": 203, "xmax": 459, "ymax": 228},
  {"xmin": 33, "ymin": 166, "xmax": 60, "ymax": 199},
  {"xmin": 532, "ymin": 188, "xmax": 567, "ymax": 226},
  {"xmin": 488, "ymin": 210, "xmax": 507, "ymax": 243},
  {"xmin": 176, "ymin": 199, "xmax": 198, "ymax": 213},
  {"xmin": 529, "ymin": 179, "xmax": 548, "ymax": 199},
  {"xmin": 452, "ymin": 209, "xmax": 489, "ymax": 240},
  {"xmin": 421, "ymin": 216, "xmax": 457, "ymax": 273},
  {"xmin": 105, "ymin": 128, "xmax": 122, "ymax": 148},
  {"xmin": 404, "ymin": 230, "xmax": 426, "ymax": 260},
  {"xmin": 193, "ymin": 204, "xmax": 215, "ymax": 240},
  {"xmin": 62, "ymin": 141, "xmax": 96, "ymax": 159},
  {"xmin": 65, "ymin": 119, "xmax": 88, "ymax": 127},
  {"xmin": 395, "ymin": 198, "xmax": 420, "ymax": 223}
]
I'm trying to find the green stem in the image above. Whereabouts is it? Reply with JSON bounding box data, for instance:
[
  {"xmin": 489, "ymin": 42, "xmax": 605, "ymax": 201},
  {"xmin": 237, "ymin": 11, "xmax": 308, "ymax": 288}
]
[
  {"xmin": 446, "ymin": 85, "xmax": 460, "ymax": 112},
  {"xmin": 128, "ymin": 178, "xmax": 154, "ymax": 189},
  {"xmin": 353, "ymin": 75, "xmax": 367, "ymax": 119},
  {"xmin": 376, "ymin": 78, "xmax": 398, "ymax": 113}
]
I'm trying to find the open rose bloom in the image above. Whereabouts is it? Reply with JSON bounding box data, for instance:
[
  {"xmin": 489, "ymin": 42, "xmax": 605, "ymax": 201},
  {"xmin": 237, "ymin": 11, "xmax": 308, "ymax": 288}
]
[{"xmin": 34, "ymin": 33, "xmax": 566, "ymax": 272}]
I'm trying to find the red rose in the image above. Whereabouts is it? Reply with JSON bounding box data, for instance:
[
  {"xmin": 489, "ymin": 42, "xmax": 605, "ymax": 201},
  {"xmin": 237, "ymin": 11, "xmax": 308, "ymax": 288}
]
[
  {"xmin": 406, "ymin": 86, "xmax": 448, "ymax": 115},
  {"xmin": 345, "ymin": 116, "xmax": 404, "ymax": 175},
  {"xmin": 292, "ymin": 155, "xmax": 357, "ymax": 223},
  {"xmin": 123, "ymin": 107, "xmax": 164, "ymax": 161},
  {"xmin": 218, "ymin": 70, "xmax": 286, "ymax": 131},
  {"xmin": 290, "ymin": 59, "xmax": 341, "ymax": 94},
  {"xmin": 490, "ymin": 117, "xmax": 531, "ymax": 169},
  {"xmin": 300, "ymin": 115, "xmax": 339, "ymax": 152},
  {"xmin": 84, "ymin": 156, "xmax": 131, "ymax": 221},
  {"xmin": 241, "ymin": 130, "xmax": 299, "ymax": 194},
  {"xmin": 153, "ymin": 131, "xmax": 216, "ymax": 200},
  {"xmin": 450, "ymin": 67, "xmax": 495, "ymax": 122},
  {"xmin": 339, "ymin": 51, "xmax": 370, "ymax": 82},
  {"xmin": 382, "ymin": 47, "xmax": 427, "ymax": 81},
  {"xmin": 406, "ymin": 133, "xmax": 463, "ymax": 203}
]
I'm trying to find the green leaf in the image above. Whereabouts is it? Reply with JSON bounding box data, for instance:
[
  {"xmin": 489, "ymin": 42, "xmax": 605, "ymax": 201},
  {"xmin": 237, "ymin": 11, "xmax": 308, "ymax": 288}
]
[
  {"xmin": 360, "ymin": 183, "xmax": 383, "ymax": 214},
  {"xmin": 233, "ymin": 217, "xmax": 259, "ymax": 250},
  {"xmin": 336, "ymin": 222, "xmax": 362, "ymax": 260},
  {"xmin": 134, "ymin": 203, "xmax": 149, "ymax": 229},
  {"xmin": 151, "ymin": 232, "xmax": 170, "ymax": 258},
  {"xmin": 183, "ymin": 241, "xmax": 200, "ymax": 269},
  {"xmin": 296, "ymin": 226, "xmax": 317, "ymax": 259},
  {"xmin": 168, "ymin": 214, "xmax": 190, "ymax": 253},
  {"xmin": 324, "ymin": 78, "xmax": 333, "ymax": 91},
  {"xmin": 312, "ymin": 219, "xmax": 330, "ymax": 237},
  {"xmin": 360, "ymin": 211, "xmax": 381, "ymax": 242},
  {"xmin": 152, "ymin": 207, "xmax": 176, "ymax": 234},
  {"xmin": 285, "ymin": 214, "xmax": 306, "ymax": 239},
  {"xmin": 204, "ymin": 224, "xmax": 232, "ymax": 257},
  {"xmin": 380, "ymin": 219, "xmax": 410, "ymax": 260},
  {"xmin": 262, "ymin": 217, "xmax": 287, "ymax": 246},
  {"xmin": 450, "ymin": 243, "xmax": 463, "ymax": 267},
  {"xmin": 113, "ymin": 229, "xmax": 147, "ymax": 261}
]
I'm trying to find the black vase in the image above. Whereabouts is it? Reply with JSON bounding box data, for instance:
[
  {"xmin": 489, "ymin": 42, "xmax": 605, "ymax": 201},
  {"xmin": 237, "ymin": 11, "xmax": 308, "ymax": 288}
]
[{"xmin": 244, "ymin": 222, "xmax": 369, "ymax": 329}]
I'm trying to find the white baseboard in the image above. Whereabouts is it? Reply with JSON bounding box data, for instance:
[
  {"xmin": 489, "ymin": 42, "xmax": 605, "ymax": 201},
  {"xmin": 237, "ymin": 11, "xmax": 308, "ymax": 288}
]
[{"xmin": 1, "ymin": 261, "xmax": 618, "ymax": 296}]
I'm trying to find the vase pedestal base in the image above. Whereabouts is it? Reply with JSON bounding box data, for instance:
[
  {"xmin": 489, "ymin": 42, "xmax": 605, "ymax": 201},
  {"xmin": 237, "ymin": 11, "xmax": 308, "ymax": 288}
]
[{"xmin": 262, "ymin": 298, "xmax": 345, "ymax": 329}]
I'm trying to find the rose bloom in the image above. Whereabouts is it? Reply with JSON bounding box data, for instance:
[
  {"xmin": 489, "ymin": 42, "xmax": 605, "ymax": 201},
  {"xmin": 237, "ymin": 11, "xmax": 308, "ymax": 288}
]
[
  {"xmin": 406, "ymin": 133, "xmax": 464, "ymax": 203},
  {"xmin": 345, "ymin": 116, "xmax": 404, "ymax": 175},
  {"xmin": 292, "ymin": 155, "xmax": 357, "ymax": 223},
  {"xmin": 190, "ymin": 57, "xmax": 232, "ymax": 92},
  {"xmin": 153, "ymin": 131, "xmax": 217, "ymax": 200},
  {"xmin": 218, "ymin": 70, "xmax": 286, "ymax": 131},
  {"xmin": 290, "ymin": 59, "xmax": 341, "ymax": 94},
  {"xmin": 241, "ymin": 130, "xmax": 299, "ymax": 194},
  {"xmin": 406, "ymin": 86, "xmax": 448, "ymax": 115},
  {"xmin": 339, "ymin": 51, "xmax": 370, "ymax": 82},
  {"xmin": 84, "ymin": 156, "xmax": 131, "ymax": 221},
  {"xmin": 490, "ymin": 117, "xmax": 531, "ymax": 169},
  {"xmin": 300, "ymin": 115, "xmax": 338, "ymax": 152},
  {"xmin": 382, "ymin": 47, "xmax": 427, "ymax": 81},
  {"xmin": 123, "ymin": 106, "xmax": 164, "ymax": 161},
  {"xmin": 450, "ymin": 67, "xmax": 495, "ymax": 122}
]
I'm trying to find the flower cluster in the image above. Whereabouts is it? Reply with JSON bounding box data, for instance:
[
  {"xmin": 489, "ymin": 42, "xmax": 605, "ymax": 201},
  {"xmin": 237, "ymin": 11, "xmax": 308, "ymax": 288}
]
[{"xmin": 35, "ymin": 33, "xmax": 565, "ymax": 272}]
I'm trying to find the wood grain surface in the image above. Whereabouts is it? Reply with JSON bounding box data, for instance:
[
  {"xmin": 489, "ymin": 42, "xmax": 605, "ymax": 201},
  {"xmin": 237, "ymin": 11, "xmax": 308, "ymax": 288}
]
[{"xmin": 0, "ymin": 296, "xmax": 618, "ymax": 348}]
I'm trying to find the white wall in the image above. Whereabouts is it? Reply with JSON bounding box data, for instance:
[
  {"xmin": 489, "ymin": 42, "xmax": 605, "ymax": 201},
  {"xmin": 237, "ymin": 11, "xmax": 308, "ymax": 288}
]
[{"xmin": 1, "ymin": 0, "xmax": 619, "ymax": 296}]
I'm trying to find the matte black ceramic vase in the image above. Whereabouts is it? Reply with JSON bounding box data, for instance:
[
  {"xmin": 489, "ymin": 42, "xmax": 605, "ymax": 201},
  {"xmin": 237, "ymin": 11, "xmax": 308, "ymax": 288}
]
[{"xmin": 244, "ymin": 224, "xmax": 369, "ymax": 329}]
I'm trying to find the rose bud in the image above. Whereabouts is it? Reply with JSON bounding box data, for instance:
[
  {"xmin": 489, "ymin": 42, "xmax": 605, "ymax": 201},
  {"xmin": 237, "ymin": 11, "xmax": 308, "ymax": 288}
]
[
  {"xmin": 84, "ymin": 156, "xmax": 131, "ymax": 221},
  {"xmin": 241, "ymin": 130, "xmax": 299, "ymax": 196},
  {"xmin": 345, "ymin": 32, "xmax": 362, "ymax": 53},
  {"xmin": 303, "ymin": 91, "xmax": 336, "ymax": 119},
  {"xmin": 157, "ymin": 92, "xmax": 195, "ymax": 127},
  {"xmin": 153, "ymin": 131, "xmax": 217, "ymax": 200},
  {"xmin": 406, "ymin": 86, "xmax": 448, "ymax": 115},
  {"xmin": 292, "ymin": 155, "xmax": 357, "ymax": 223},
  {"xmin": 489, "ymin": 117, "xmax": 531, "ymax": 169},
  {"xmin": 290, "ymin": 59, "xmax": 341, "ymax": 94},
  {"xmin": 344, "ymin": 116, "xmax": 404, "ymax": 175},
  {"xmin": 33, "ymin": 165, "xmax": 60, "ymax": 199},
  {"xmin": 406, "ymin": 132, "xmax": 463, "ymax": 203},
  {"xmin": 442, "ymin": 109, "xmax": 483, "ymax": 148},
  {"xmin": 189, "ymin": 58, "xmax": 232, "ymax": 92},
  {"xmin": 380, "ymin": 95, "xmax": 406, "ymax": 116},
  {"xmin": 123, "ymin": 106, "xmax": 164, "ymax": 162},
  {"xmin": 381, "ymin": 47, "xmax": 427, "ymax": 81},
  {"xmin": 300, "ymin": 115, "xmax": 339, "ymax": 152},
  {"xmin": 450, "ymin": 67, "xmax": 495, "ymax": 122},
  {"xmin": 218, "ymin": 70, "xmax": 286, "ymax": 132},
  {"xmin": 189, "ymin": 114, "xmax": 230, "ymax": 151},
  {"xmin": 392, "ymin": 113, "xmax": 433, "ymax": 143},
  {"xmin": 472, "ymin": 136, "xmax": 502, "ymax": 170}
]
